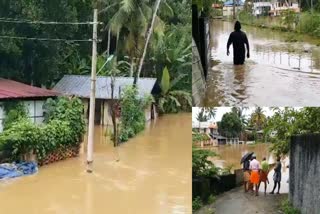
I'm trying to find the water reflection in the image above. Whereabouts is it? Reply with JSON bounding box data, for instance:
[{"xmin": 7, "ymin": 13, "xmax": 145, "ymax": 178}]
[
  {"xmin": 0, "ymin": 114, "xmax": 191, "ymax": 214},
  {"xmin": 207, "ymin": 144, "xmax": 289, "ymax": 193},
  {"xmin": 204, "ymin": 20, "xmax": 320, "ymax": 106}
]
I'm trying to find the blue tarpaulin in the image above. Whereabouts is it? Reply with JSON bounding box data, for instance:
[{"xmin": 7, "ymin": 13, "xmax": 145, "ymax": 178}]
[{"xmin": 0, "ymin": 162, "xmax": 38, "ymax": 179}]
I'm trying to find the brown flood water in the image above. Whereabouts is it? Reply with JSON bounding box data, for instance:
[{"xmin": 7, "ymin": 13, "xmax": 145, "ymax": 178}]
[
  {"xmin": 207, "ymin": 144, "xmax": 289, "ymax": 193},
  {"xmin": 0, "ymin": 114, "xmax": 191, "ymax": 214},
  {"xmin": 204, "ymin": 20, "xmax": 320, "ymax": 106}
]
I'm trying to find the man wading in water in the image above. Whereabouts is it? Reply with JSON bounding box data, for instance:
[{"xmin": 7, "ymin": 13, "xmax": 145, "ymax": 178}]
[{"xmin": 227, "ymin": 21, "xmax": 250, "ymax": 65}]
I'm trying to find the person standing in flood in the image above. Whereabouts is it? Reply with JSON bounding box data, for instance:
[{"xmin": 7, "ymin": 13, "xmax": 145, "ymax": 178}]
[
  {"xmin": 258, "ymin": 157, "xmax": 269, "ymax": 195},
  {"xmin": 227, "ymin": 21, "xmax": 250, "ymax": 65},
  {"xmin": 249, "ymin": 154, "xmax": 260, "ymax": 196},
  {"xmin": 270, "ymin": 157, "xmax": 282, "ymax": 194},
  {"xmin": 243, "ymin": 158, "xmax": 250, "ymax": 192}
]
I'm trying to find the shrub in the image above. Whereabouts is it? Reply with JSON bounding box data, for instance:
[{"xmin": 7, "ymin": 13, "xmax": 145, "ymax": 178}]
[
  {"xmin": 280, "ymin": 199, "xmax": 300, "ymax": 214},
  {"xmin": 0, "ymin": 97, "xmax": 85, "ymax": 163},
  {"xmin": 43, "ymin": 97, "xmax": 86, "ymax": 142},
  {"xmin": 1, "ymin": 101, "xmax": 28, "ymax": 130},
  {"xmin": 192, "ymin": 196, "xmax": 203, "ymax": 212},
  {"xmin": 0, "ymin": 119, "xmax": 41, "ymax": 161},
  {"xmin": 119, "ymin": 86, "xmax": 152, "ymax": 142}
]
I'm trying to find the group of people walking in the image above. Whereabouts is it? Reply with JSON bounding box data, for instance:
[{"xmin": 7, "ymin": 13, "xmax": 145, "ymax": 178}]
[{"xmin": 243, "ymin": 154, "xmax": 282, "ymax": 196}]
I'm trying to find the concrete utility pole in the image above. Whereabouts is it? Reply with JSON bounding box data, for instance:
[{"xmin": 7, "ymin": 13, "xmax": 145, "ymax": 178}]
[
  {"xmin": 233, "ymin": 0, "xmax": 236, "ymax": 20},
  {"xmin": 87, "ymin": 8, "xmax": 98, "ymax": 173}
]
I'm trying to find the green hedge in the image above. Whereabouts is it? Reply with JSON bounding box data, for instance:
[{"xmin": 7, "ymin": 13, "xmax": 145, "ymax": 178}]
[
  {"xmin": 119, "ymin": 86, "xmax": 153, "ymax": 142},
  {"xmin": 0, "ymin": 97, "xmax": 85, "ymax": 162}
]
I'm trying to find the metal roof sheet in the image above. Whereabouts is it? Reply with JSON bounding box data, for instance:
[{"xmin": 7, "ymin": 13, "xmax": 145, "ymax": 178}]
[
  {"xmin": 53, "ymin": 75, "xmax": 157, "ymax": 99},
  {"xmin": 0, "ymin": 79, "xmax": 60, "ymax": 100}
]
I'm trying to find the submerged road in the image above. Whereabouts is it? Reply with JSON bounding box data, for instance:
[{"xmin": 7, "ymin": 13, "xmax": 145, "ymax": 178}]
[
  {"xmin": 204, "ymin": 20, "xmax": 320, "ymax": 106},
  {"xmin": 0, "ymin": 114, "xmax": 191, "ymax": 214}
]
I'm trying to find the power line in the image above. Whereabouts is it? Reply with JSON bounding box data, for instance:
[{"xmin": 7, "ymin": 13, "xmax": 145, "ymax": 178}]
[
  {"xmin": 0, "ymin": 35, "xmax": 102, "ymax": 42},
  {"xmin": 0, "ymin": 17, "xmax": 104, "ymax": 25}
]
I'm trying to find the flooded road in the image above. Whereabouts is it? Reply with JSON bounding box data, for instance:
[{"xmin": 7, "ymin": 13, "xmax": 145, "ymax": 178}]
[
  {"xmin": 208, "ymin": 144, "xmax": 289, "ymax": 193},
  {"xmin": 204, "ymin": 20, "xmax": 320, "ymax": 106},
  {"xmin": 0, "ymin": 114, "xmax": 191, "ymax": 214}
]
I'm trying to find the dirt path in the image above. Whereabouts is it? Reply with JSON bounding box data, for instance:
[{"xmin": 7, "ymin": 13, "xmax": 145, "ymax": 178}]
[{"xmin": 195, "ymin": 187, "xmax": 288, "ymax": 214}]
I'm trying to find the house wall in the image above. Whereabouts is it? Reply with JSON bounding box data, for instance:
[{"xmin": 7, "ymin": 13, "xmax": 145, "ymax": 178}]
[
  {"xmin": 223, "ymin": 6, "xmax": 243, "ymax": 17},
  {"xmin": 289, "ymin": 134, "xmax": 320, "ymax": 214},
  {"xmin": 0, "ymin": 100, "xmax": 46, "ymax": 132},
  {"xmin": 82, "ymin": 99, "xmax": 154, "ymax": 127}
]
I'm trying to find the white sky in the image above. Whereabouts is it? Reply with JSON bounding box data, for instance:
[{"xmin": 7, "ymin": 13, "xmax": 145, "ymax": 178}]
[{"xmin": 192, "ymin": 107, "xmax": 276, "ymax": 122}]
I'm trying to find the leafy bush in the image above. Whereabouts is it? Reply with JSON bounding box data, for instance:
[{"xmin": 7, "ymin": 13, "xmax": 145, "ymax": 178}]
[
  {"xmin": 1, "ymin": 101, "xmax": 28, "ymax": 130},
  {"xmin": 192, "ymin": 196, "xmax": 203, "ymax": 212},
  {"xmin": 0, "ymin": 97, "xmax": 85, "ymax": 162},
  {"xmin": 43, "ymin": 97, "xmax": 86, "ymax": 142},
  {"xmin": 280, "ymin": 199, "xmax": 300, "ymax": 214},
  {"xmin": 192, "ymin": 145, "xmax": 220, "ymax": 177},
  {"xmin": 119, "ymin": 86, "xmax": 153, "ymax": 142},
  {"xmin": 0, "ymin": 119, "xmax": 41, "ymax": 161},
  {"xmin": 193, "ymin": 133, "xmax": 211, "ymax": 143}
]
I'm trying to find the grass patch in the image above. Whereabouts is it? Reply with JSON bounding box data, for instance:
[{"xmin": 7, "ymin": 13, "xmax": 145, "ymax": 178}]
[{"xmin": 280, "ymin": 199, "xmax": 301, "ymax": 214}]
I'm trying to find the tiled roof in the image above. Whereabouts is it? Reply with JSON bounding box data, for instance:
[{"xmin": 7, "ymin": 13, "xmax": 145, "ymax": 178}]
[
  {"xmin": 53, "ymin": 75, "xmax": 156, "ymax": 99},
  {"xmin": 0, "ymin": 79, "xmax": 59, "ymax": 100}
]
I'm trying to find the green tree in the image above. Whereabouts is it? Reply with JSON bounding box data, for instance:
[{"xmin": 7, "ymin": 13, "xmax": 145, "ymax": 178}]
[
  {"xmin": 218, "ymin": 112, "xmax": 242, "ymax": 138},
  {"xmin": 264, "ymin": 107, "xmax": 320, "ymax": 156},
  {"xmin": 250, "ymin": 107, "xmax": 267, "ymax": 131}
]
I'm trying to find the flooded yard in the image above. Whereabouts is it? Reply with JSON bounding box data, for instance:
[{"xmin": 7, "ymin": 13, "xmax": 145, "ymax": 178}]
[
  {"xmin": 0, "ymin": 114, "xmax": 191, "ymax": 214},
  {"xmin": 204, "ymin": 20, "xmax": 320, "ymax": 106},
  {"xmin": 207, "ymin": 144, "xmax": 289, "ymax": 193}
]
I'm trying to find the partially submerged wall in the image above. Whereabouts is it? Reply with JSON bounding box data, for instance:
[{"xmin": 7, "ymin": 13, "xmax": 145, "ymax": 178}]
[
  {"xmin": 192, "ymin": 39, "xmax": 206, "ymax": 106},
  {"xmin": 290, "ymin": 134, "xmax": 320, "ymax": 214}
]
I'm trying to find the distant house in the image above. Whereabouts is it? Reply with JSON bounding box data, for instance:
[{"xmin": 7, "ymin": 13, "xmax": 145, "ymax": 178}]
[
  {"xmin": 269, "ymin": 0, "xmax": 300, "ymax": 16},
  {"xmin": 223, "ymin": 0, "xmax": 244, "ymax": 17},
  {"xmin": 53, "ymin": 75, "xmax": 157, "ymax": 126},
  {"xmin": 192, "ymin": 121, "xmax": 218, "ymax": 135},
  {"xmin": 0, "ymin": 79, "xmax": 59, "ymax": 132},
  {"xmin": 252, "ymin": 2, "xmax": 272, "ymax": 16}
]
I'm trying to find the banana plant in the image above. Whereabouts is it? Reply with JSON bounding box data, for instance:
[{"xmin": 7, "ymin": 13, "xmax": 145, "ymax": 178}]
[{"xmin": 157, "ymin": 66, "xmax": 192, "ymax": 113}]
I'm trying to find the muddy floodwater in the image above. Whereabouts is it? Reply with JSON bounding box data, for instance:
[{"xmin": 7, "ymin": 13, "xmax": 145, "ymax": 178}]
[
  {"xmin": 0, "ymin": 114, "xmax": 191, "ymax": 214},
  {"xmin": 207, "ymin": 144, "xmax": 289, "ymax": 193},
  {"xmin": 204, "ymin": 20, "xmax": 320, "ymax": 106}
]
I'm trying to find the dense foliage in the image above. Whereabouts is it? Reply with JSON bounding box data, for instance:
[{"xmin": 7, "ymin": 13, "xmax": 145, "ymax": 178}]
[
  {"xmin": 157, "ymin": 67, "xmax": 192, "ymax": 113},
  {"xmin": 264, "ymin": 107, "xmax": 320, "ymax": 156},
  {"xmin": 119, "ymin": 86, "xmax": 153, "ymax": 142},
  {"xmin": 1, "ymin": 101, "xmax": 28, "ymax": 130},
  {"xmin": 218, "ymin": 112, "xmax": 243, "ymax": 138},
  {"xmin": 192, "ymin": 145, "xmax": 219, "ymax": 177},
  {"xmin": 193, "ymin": 133, "xmax": 211, "ymax": 142},
  {"xmin": 0, "ymin": 0, "xmax": 191, "ymax": 111},
  {"xmin": 0, "ymin": 97, "xmax": 85, "ymax": 162}
]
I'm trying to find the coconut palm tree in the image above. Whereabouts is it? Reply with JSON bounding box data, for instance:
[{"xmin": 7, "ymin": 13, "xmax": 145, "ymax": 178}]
[
  {"xmin": 100, "ymin": 0, "xmax": 172, "ymax": 80},
  {"xmin": 250, "ymin": 107, "xmax": 267, "ymax": 131}
]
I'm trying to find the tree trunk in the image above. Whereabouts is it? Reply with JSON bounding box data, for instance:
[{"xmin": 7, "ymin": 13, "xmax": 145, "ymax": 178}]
[{"xmin": 134, "ymin": 0, "xmax": 162, "ymax": 85}]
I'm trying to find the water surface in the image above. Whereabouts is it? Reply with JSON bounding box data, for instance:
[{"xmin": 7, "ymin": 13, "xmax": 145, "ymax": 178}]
[
  {"xmin": 204, "ymin": 20, "xmax": 320, "ymax": 106},
  {"xmin": 207, "ymin": 144, "xmax": 289, "ymax": 193},
  {"xmin": 0, "ymin": 114, "xmax": 191, "ymax": 214}
]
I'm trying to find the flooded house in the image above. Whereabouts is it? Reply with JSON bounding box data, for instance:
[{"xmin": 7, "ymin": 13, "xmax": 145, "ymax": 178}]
[
  {"xmin": 223, "ymin": 0, "xmax": 244, "ymax": 17},
  {"xmin": 252, "ymin": 1, "xmax": 272, "ymax": 16},
  {"xmin": 269, "ymin": 0, "xmax": 300, "ymax": 16},
  {"xmin": 53, "ymin": 75, "xmax": 157, "ymax": 127},
  {"xmin": 0, "ymin": 78, "xmax": 59, "ymax": 132},
  {"xmin": 252, "ymin": 0, "xmax": 300, "ymax": 16}
]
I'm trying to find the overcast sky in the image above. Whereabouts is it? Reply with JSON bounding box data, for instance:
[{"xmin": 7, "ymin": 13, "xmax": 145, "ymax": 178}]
[{"xmin": 192, "ymin": 107, "xmax": 276, "ymax": 122}]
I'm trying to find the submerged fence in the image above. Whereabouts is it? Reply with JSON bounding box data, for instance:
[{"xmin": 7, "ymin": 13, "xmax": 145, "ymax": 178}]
[{"xmin": 290, "ymin": 134, "xmax": 320, "ymax": 214}]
